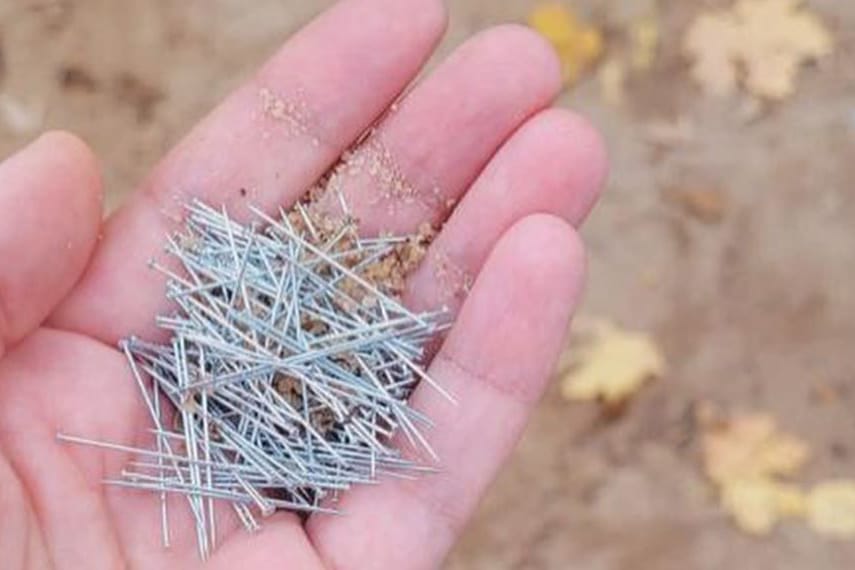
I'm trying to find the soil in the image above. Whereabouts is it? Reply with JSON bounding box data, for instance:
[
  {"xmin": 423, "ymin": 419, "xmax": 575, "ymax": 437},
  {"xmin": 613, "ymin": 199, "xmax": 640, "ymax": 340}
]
[{"xmin": 1, "ymin": 1, "xmax": 853, "ymax": 568}]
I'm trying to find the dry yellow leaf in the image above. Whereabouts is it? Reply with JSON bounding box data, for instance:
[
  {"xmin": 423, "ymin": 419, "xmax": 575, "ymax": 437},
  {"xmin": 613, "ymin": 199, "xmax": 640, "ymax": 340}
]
[
  {"xmin": 807, "ymin": 481, "xmax": 855, "ymax": 539},
  {"xmin": 721, "ymin": 479, "xmax": 807, "ymax": 535},
  {"xmin": 684, "ymin": 12, "xmax": 742, "ymax": 97},
  {"xmin": 684, "ymin": 0, "xmax": 832, "ymax": 99},
  {"xmin": 597, "ymin": 15, "xmax": 655, "ymax": 106},
  {"xmin": 528, "ymin": 3, "xmax": 604, "ymax": 85},
  {"xmin": 737, "ymin": 0, "xmax": 833, "ymax": 99},
  {"xmin": 703, "ymin": 413, "xmax": 809, "ymax": 486},
  {"xmin": 702, "ymin": 412, "xmax": 815, "ymax": 535},
  {"xmin": 701, "ymin": 410, "xmax": 855, "ymax": 538},
  {"xmin": 629, "ymin": 16, "xmax": 659, "ymax": 71},
  {"xmin": 560, "ymin": 320, "xmax": 664, "ymax": 405}
]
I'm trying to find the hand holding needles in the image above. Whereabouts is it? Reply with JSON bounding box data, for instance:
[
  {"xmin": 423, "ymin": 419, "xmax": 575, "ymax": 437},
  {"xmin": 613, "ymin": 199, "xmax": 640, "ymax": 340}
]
[{"xmin": 59, "ymin": 199, "xmax": 451, "ymax": 560}]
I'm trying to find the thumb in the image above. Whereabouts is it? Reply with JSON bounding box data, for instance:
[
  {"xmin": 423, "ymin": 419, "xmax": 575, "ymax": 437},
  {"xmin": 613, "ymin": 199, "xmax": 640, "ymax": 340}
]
[{"xmin": 0, "ymin": 131, "xmax": 102, "ymax": 357}]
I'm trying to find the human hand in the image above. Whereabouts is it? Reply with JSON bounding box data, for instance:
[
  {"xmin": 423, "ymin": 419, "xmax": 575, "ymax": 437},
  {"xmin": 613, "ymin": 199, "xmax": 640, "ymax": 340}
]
[{"xmin": 0, "ymin": 1, "xmax": 605, "ymax": 568}]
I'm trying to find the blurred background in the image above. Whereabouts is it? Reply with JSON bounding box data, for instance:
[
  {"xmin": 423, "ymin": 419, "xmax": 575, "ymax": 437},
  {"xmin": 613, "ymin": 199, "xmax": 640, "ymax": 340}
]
[{"xmin": 0, "ymin": 0, "xmax": 853, "ymax": 568}]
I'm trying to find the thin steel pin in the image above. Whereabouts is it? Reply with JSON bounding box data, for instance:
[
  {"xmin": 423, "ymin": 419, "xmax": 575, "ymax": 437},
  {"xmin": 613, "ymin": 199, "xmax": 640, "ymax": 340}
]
[{"xmin": 61, "ymin": 199, "xmax": 450, "ymax": 560}]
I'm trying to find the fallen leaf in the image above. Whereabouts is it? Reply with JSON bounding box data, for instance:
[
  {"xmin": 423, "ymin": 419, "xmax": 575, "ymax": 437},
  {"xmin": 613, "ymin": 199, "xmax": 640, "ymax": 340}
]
[
  {"xmin": 684, "ymin": 0, "xmax": 832, "ymax": 99},
  {"xmin": 736, "ymin": 0, "xmax": 832, "ymax": 99},
  {"xmin": 810, "ymin": 383, "xmax": 841, "ymax": 406},
  {"xmin": 807, "ymin": 481, "xmax": 855, "ymax": 539},
  {"xmin": 630, "ymin": 15, "xmax": 659, "ymax": 71},
  {"xmin": 703, "ymin": 413, "xmax": 809, "ymax": 486},
  {"xmin": 701, "ymin": 409, "xmax": 855, "ymax": 538},
  {"xmin": 664, "ymin": 187, "xmax": 729, "ymax": 224},
  {"xmin": 721, "ymin": 479, "xmax": 807, "ymax": 535},
  {"xmin": 703, "ymin": 412, "xmax": 812, "ymax": 535},
  {"xmin": 595, "ymin": 12, "xmax": 660, "ymax": 106},
  {"xmin": 560, "ymin": 320, "xmax": 664, "ymax": 405},
  {"xmin": 529, "ymin": 3, "xmax": 604, "ymax": 85},
  {"xmin": 684, "ymin": 12, "xmax": 742, "ymax": 97}
]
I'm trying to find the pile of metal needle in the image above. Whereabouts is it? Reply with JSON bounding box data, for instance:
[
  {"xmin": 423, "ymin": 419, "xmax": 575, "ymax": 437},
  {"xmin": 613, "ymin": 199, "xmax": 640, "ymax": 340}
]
[{"xmin": 58, "ymin": 199, "xmax": 451, "ymax": 559}]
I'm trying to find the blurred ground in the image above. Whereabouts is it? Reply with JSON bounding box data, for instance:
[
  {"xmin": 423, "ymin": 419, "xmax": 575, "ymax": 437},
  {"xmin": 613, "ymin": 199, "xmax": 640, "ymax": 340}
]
[{"xmin": 1, "ymin": 0, "xmax": 854, "ymax": 568}]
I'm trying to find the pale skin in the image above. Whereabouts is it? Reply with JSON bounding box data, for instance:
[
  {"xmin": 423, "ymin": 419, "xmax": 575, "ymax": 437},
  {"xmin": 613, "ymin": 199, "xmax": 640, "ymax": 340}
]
[{"xmin": 0, "ymin": 1, "xmax": 607, "ymax": 568}]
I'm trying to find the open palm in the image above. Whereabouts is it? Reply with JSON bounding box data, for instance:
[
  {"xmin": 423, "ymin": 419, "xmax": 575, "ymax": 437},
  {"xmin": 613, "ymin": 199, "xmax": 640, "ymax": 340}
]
[{"xmin": 0, "ymin": 1, "xmax": 605, "ymax": 568}]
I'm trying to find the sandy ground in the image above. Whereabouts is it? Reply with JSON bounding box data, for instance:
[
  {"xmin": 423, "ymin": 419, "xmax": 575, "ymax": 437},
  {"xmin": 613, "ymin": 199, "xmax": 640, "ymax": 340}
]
[{"xmin": 1, "ymin": 1, "xmax": 854, "ymax": 568}]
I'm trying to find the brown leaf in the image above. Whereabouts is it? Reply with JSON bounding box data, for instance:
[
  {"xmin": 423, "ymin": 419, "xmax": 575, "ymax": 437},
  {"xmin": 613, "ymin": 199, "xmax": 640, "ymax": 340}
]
[{"xmin": 664, "ymin": 187, "xmax": 728, "ymax": 224}]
